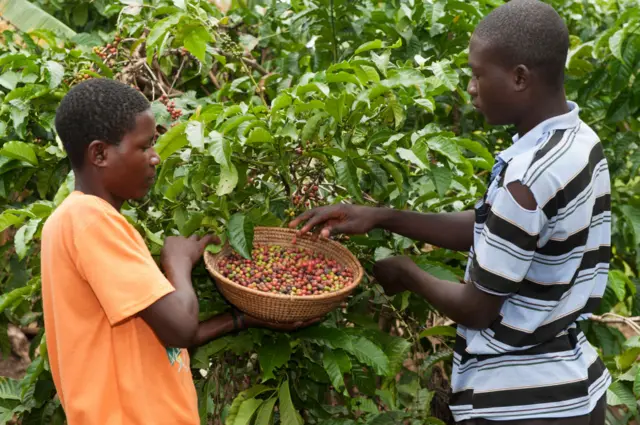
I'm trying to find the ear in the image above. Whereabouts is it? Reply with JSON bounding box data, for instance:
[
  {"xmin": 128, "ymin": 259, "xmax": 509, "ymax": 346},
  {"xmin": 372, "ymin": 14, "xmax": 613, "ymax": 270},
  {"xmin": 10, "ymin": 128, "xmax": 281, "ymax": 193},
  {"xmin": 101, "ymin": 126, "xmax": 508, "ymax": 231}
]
[
  {"xmin": 513, "ymin": 64, "xmax": 530, "ymax": 92},
  {"xmin": 86, "ymin": 140, "xmax": 111, "ymax": 168}
]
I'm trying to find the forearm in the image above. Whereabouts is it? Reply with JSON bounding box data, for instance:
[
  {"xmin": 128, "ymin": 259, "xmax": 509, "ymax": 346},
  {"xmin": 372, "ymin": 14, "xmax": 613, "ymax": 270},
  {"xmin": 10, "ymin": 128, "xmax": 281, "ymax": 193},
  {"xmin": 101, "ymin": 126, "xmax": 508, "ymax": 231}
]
[
  {"xmin": 191, "ymin": 312, "xmax": 237, "ymax": 347},
  {"xmin": 375, "ymin": 209, "xmax": 475, "ymax": 251},
  {"xmin": 402, "ymin": 263, "xmax": 501, "ymax": 329}
]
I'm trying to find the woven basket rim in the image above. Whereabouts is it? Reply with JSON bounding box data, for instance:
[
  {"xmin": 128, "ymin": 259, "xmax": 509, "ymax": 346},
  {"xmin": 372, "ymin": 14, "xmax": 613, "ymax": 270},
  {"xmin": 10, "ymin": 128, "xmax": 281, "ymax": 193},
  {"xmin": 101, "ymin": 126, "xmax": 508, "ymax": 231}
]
[{"xmin": 204, "ymin": 226, "xmax": 363, "ymax": 301}]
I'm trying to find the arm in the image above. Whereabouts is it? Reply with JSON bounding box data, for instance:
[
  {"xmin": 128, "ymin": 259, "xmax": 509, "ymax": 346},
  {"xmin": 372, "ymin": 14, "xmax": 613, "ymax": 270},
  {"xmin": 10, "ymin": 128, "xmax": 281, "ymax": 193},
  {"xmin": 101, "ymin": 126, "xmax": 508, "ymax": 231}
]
[
  {"xmin": 139, "ymin": 255, "xmax": 200, "ymax": 348},
  {"xmin": 373, "ymin": 182, "xmax": 540, "ymax": 329},
  {"xmin": 290, "ymin": 205, "xmax": 475, "ymax": 252},
  {"xmin": 375, "ymin": 257, "xmax": 505, "ymax": 329},
  {"xmin": 376, "ymin": 209, "xmax": 475, "ymax": 251},
  {"xmin": 141, "ymin": 233, "xmax": 322, "ymax": 348}
]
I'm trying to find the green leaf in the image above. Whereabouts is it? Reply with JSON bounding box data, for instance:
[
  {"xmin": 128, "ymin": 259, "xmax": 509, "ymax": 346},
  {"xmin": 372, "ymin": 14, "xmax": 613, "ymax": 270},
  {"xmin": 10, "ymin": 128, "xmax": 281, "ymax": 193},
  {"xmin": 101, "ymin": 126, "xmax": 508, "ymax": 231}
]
[
  {"xmin": 355, "ymin": 65, "xmax": 380, "ymax": 85},
  {"xmin": 456, "ymin": 138, "xmax": 494, "ymax": 164},
  {"xmin": 228, "ymin": 213, "xmax": 254, "ymax": 259},
  {"xmin": 254, "ymin": 397, "xmax": 277, "ymax": 425},
  {"xmin": 246, "ymin": 128, "xmax": 272, "ymax": 144},
  {"xmin": 607, "ymin": 270, "xmax": 629, "ymax": 302},
  {"xmin": 0, "ymin": 211, "xmax": 23, "ymax": 232},
  {"xmin": 184, "ymin": 25, "xmax": 211, "ymax": 63},
  {"xmin": 350, "ymin": 337, "xmax": 389, "ymax": 376},
  {"xmin": 0, "ymin": 0, "xmax": 76, "ymax": 38},
  {"xmin": 0, "ymin": 141, "xmax": 38, "ymax": 166},
  {"xmin": 147, "ymin": 14, "xmax": 181, "ymax": 47},
  {"xmin": 427, "ymin": 136, "xmax": 463, "ymax": 163},
  {"xmin": 209, "ymin": 131, "xmax": 231, "ymax": 168},
  {"xmin": 220, "ymin": 115, "xmax": 256, "ymax": 135},
  {"xmin": 155, "ymin": 122, "xmax": 188, "ymax": 160},
  {"xmin": 44, "ymin": 61, "xmax": 64, "ymax": 89},
  {"xmin": 420, "ymin": 326, "xmax": 457, "ymax": 339},
  {"xmin": 609, "ymin": 28, "xmax": 625, "ymax": 61},
  {"xmin": 0, "ymin": 285, "xmax": 33, "ymax": 314},
  {"xmin": 336, "ymin": 159, "xmax": 362, "ymax": 202},
  {"xmin": 428, "ymin": 60, "xmax": 459, "ymax": 91},
  {"xmin": 355, "ymin": 39, "xmax": 383, "ymax": 55},
  {"xmin": 233, "ymin": 398, "xmax": 263, "ymax": 425},
  {"xmin": 431, "ymin": 166, "xmax": 452, "ymax": 198},
  {"xmin": 259, "ymin": 335, "xmax": 291, "ymax": 382},
  {"xmin": 301, "ymin": 113, "xmax": 325, "ymax": 142},
  {"xmin": 186, "ymin": 120, "xmax": 205, "ymax": 150},
  {"xmin": 323, "ymin": 348, "xmax": 346, "ymax": 393},
  {"xmin": 326, "ymin": 93, "xmax": 347, "ymax": 122},
  {"xmin": 398, "ymin": 148, "xmax": 428, "ymax": 169},
  {"xmin": 634, "ymin": 366, "xmax": 640, "ymax": 398},
  {"xmin": 15, "ymin": 219, "xmax": 41, "ymax": 260},
  {"xmin": 415, "ymin": 98, "xmax": 435, "ymax": 113},
  {"xmin": 621, "ymin": 205, "xmax": 640, "ymax": 246},
  {"xmin": 226, "ymin": 385, "xmax": 274, "ymax": 425},
  {"xmin": 217, "ymin": 163, "xmax": 239, "ymax": 196},
  {"xmin": 327, "ymin": 72, "xmax": 361, "ymax": 86},
  {"xmin": 0, "ymin": 377, "xmax": 20, "ymax": 401},
  {"xmin": 607, "ymin": 381, "xmax": 637, "ymax": 413},
  {"xmin": 271, "ymin": 93, "xmax": 292, "ymax": 112},
  {"xmin": 374, "ymin": 247, "xmax": 394, "ymax": 261},
  {"xmin": 383, "ymin": 69, "xmax": 425, "ymax": 88},
  {"xmin": 371, "ymin": 51, "xmax": 390, "ymax": 77},
  {"xmin": 279, "ymin": 380, "xmax": 303, "ymax": 425},
  {"xmin": 297, "ymin": 326, "xmax": 352, "ymax": 349}
]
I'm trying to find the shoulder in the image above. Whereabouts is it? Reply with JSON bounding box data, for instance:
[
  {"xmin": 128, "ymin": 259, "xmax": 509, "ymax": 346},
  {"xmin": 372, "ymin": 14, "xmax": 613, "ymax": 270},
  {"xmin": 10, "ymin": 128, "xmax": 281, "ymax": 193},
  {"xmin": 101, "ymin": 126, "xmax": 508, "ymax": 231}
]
[
  {"xmin": 505, "ymin": 122, "xmax": 607, "ymax": 209},
  {"xmin": 44, "ymin": 192, "xmax": 130, "ymax": 237}
]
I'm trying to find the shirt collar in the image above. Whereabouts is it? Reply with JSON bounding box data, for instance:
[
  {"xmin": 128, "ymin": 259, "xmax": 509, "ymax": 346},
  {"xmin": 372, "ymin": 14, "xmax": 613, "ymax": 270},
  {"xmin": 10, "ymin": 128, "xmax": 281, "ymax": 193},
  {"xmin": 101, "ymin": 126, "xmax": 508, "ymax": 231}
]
[{"xmin": 497, "ymin": 101, "xmax": 580, "ymax": 164}]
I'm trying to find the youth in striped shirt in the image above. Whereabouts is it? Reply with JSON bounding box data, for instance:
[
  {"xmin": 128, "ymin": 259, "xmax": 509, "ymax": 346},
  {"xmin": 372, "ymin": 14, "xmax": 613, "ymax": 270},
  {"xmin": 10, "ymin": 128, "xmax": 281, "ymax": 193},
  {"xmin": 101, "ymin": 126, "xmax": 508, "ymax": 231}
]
[{"xmin": 290, "ymin": 0, "xmax": 611, "ymax": 423}]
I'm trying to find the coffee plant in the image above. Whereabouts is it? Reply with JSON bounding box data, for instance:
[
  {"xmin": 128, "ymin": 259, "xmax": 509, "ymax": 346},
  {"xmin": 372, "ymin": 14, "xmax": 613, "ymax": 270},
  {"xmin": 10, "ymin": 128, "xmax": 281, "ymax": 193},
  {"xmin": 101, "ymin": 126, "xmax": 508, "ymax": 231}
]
[{"xmin": 0, "ymin": 0, "xmax": 639, "ymax": 424}]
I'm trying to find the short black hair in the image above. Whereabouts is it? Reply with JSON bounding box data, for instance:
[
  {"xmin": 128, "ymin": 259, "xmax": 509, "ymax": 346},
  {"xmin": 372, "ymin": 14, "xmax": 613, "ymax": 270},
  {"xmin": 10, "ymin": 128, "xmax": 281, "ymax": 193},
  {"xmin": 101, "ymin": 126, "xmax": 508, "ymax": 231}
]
[
  {"xmin": 473, "ymin": 0, "xmax": 569, "ymax": 88},
  {"xmin": 55, "ymin": 78, "xmax": 150, "ymax": 169}
]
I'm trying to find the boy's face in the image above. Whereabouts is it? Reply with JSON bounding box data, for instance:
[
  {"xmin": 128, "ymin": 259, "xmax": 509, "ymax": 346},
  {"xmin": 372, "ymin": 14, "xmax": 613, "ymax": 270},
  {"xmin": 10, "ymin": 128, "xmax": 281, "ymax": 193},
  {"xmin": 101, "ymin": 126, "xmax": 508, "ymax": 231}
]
[
  {"xmin": 467, "ymin": 36, "xmax": 526, "ymax": 126},
  {"xmin": 92, "ymin": 109, "xmax": 160, "ymax": 201}
]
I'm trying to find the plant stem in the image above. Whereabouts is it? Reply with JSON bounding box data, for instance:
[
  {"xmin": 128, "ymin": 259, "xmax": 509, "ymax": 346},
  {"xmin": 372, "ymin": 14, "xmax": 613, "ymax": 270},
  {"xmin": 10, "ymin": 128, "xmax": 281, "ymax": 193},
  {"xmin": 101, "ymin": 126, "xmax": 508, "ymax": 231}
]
[{"xmin": 329, "ymin": 0, "xmax": 338, "ymax": 63}]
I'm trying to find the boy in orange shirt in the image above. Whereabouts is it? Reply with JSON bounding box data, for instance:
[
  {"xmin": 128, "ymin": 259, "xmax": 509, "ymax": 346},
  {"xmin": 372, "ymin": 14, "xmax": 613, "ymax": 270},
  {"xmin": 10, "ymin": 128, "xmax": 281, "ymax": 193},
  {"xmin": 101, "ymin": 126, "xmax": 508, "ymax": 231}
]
[{"xmin": 41, "ymin": 78, "xmax": 315, "ymax": 425}]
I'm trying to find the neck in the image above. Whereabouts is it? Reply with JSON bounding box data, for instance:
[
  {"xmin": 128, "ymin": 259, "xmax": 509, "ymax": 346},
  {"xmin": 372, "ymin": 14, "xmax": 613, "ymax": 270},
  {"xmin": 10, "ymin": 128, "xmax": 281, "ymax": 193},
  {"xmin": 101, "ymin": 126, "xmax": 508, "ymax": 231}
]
[
  {"xmin": 74, "ymin": 170, "xmax": 124, "ymax": 211},
  {"xmin": 515, "ymin": 91, "xmax": 569, "ymax": 137}
]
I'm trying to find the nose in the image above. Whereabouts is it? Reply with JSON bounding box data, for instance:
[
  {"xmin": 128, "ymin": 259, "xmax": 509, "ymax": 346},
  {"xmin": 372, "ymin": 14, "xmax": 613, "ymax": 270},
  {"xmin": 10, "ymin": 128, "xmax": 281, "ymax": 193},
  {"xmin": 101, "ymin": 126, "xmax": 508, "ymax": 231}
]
[
  {"xmin": 467, "ymin": 77, "xmax": 477, "ymax": 98},
  {"xmin": 149, "ymin": 148, "xmax": 160, "ymax": 166}
]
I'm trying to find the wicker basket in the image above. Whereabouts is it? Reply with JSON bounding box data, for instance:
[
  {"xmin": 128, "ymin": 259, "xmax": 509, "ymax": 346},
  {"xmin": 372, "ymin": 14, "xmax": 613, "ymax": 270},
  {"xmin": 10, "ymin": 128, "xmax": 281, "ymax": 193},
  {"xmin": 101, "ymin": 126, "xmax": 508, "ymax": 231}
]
[{"xmin": 204, "ymin": 226, "xmax": 363, "ymax": 323}]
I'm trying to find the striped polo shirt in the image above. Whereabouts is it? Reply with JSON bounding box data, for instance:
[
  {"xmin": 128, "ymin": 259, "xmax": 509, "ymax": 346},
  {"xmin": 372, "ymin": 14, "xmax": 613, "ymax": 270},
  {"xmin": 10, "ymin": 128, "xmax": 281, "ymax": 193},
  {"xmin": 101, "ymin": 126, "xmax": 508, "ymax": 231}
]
[{"xmin": 450, "ymin": 101, "xmax": 612, "ymax": 422}]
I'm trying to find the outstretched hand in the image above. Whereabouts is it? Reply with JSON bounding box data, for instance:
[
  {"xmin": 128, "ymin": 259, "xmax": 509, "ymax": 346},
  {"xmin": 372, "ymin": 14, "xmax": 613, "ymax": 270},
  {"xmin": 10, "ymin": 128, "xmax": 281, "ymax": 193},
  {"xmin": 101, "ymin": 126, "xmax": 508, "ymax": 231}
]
[{"xmin": 288, "ymin": 204, "xmax": 381, "ymax": 239}]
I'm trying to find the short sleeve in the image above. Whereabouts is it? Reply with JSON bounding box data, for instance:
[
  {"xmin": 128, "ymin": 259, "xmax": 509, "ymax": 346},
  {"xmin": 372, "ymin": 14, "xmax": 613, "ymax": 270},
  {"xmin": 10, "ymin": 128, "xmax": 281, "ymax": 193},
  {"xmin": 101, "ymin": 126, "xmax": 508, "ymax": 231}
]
[
  {"xmin": 73, "ymin": 205, "xmax": 174, "ymax": 325},
  {"xmin": 470, "ymin": 185, "xmax": 546, "ymax": 296}
]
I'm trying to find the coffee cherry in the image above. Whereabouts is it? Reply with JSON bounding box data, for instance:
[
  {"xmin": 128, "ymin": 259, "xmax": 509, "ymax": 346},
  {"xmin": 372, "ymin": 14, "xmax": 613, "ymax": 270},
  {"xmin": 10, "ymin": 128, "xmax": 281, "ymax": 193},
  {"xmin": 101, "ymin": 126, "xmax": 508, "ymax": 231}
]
[{"xmin": 219, "ymin": 245, "xmax": 353, "ymax": 296}]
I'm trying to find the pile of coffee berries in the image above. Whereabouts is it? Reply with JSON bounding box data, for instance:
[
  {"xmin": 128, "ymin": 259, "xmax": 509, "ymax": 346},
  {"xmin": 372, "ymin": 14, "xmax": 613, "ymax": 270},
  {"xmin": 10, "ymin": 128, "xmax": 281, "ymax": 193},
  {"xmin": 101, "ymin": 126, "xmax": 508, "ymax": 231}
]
[
  {"xmin": 159, "ymin": 94, "xmax": 182, "ymax": 120},
  {"xmin": 219, "ymin": 245, "xmax": 354, "ymax": 296}
]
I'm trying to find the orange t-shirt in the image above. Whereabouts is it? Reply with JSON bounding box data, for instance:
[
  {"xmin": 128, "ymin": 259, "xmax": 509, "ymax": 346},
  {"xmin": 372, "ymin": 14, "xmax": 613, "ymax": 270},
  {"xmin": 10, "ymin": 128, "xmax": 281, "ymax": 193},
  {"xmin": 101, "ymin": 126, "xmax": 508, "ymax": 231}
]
[{"xmin": 41, "ymin": 191, "xmax": 199, "ymax": 425}]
